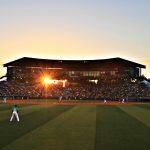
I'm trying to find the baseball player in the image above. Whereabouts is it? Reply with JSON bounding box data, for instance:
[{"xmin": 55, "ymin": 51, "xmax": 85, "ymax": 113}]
[
  {"xmin": 122, "ymin": 98, "xmax": 125, "ymax": 103},
  {"xmin": 10, "ymin": 105, "xmax": 20, "ymax": 122},
  {"xmin": 3, "ymin": 97, "xmax": 7, "ymax": 103},
  {"xmin": 104, "ymin": 99, "xmax": 107, "ymax": 103}
]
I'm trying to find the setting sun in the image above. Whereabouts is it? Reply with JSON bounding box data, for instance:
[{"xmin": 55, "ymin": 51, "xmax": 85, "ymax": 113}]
[
  {"xmin": 43, "ymin": 76, "xmax": 51, "ymax": 85},
  {"xmin": 44, "ymin": 77, "xmax": 50, "ymax": 83}
]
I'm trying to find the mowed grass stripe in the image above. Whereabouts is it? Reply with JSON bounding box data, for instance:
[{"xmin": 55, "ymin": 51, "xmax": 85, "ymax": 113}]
[
  {"xmin": 0, "ymin": 104, "xmax": 13, "ymax": 111},
  {"xmin": 1, "ymin": 106, "xmax": 96, "ymax": 150},
  {"xmin": 134, "ymin": 103, "xmax": 150, "ymax": 111},
  {"xmin": 0, "ymin": 104, "xmax": 55, "ymax": 122},
  {"xmin": 95, "ymin": 105, "xmax": 150, "ymax": 150},
  {"xmin": 0, "ymin": 105, "xmax": 74, "ymax": 149},
  {"xmin": 0, "ymin": 103, "xmax": 33, "ymax": 112},
  {"xmin": 118, "ymin": 105, "xmax": 150, "ymax": 128}
]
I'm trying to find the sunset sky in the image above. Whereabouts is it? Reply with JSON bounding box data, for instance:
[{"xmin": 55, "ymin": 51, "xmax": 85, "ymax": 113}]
[{"xmin": 0, "ymin": 0, "xmax": 150, "ymax": 77}]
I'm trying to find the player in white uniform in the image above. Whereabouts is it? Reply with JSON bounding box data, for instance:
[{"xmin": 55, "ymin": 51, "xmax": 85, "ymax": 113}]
[
  {"xmin": 10, "ymin": 105, "xmax": 20, "ymax": 122},
  {"xmin": 122, "ymin": 98, "xmax": 125, "ymax": 103},
  {"xmin": 59, "ymin": 95, "xmax": 63, "ymax": 101},
  {"xmin": 3, "ymin": 97, "xmax": 7, "ymax": 103},
  {"xmin": 104, "ymin": 99, "xmax": 107, "ymax": 103}
]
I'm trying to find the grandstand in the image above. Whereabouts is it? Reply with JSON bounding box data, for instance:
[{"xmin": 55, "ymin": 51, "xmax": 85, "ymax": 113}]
[
  {"xmin": 0, "ymin": 57, "xmax": 150, "ymax": 102},
  {"xmin": 3, "ymin": 57, "xmax": 145, "ymax": 84}
]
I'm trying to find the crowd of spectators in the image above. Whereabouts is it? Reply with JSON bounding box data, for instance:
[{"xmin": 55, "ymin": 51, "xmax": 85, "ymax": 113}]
[{"xmin": 0, "ymin": 80, "xmax": 150, "ymax": 101}]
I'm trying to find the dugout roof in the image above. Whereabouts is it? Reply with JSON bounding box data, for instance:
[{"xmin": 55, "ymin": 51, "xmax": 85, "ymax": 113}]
[{"xmin": 3, "ymin": 57, "xmax": 146, "ymax": 69}]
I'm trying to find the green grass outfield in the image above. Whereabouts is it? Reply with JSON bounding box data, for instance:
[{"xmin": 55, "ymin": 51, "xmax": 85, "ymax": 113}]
[{"xmin": 0, "ymin": 101, "xmax": 150, "ymax": 150}]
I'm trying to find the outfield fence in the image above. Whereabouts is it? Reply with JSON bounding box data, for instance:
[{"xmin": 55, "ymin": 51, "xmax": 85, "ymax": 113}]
[{"xmin": 0, "ymin": 96, "xmax": 150, "ymax": 102}]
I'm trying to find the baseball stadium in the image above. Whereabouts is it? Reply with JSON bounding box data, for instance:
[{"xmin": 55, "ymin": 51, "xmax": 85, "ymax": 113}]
[{"xmin": 0, "ymin": 57, "xmax": 150, "ymax": 150}]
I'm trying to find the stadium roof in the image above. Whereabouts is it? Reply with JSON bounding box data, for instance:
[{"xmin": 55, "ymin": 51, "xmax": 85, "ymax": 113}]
[{"xmin": 3, "ymin": 57, "xmax": 146, "ymax": 69}]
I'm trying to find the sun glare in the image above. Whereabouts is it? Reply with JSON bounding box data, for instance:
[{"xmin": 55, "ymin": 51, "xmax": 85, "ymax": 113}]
[
  {"xmin": 44, "ymin": 77, "xmax": 50, "ymax": 84},
  {"xmin": 42, "ymin": 75, "xmax": 67, "ymax": 87},
  {"xmin": 42, "ymin": 76, "xmax": 51, "ymax": 86}
]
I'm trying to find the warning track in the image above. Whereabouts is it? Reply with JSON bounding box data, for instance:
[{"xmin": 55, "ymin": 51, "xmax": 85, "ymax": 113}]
[{"xmin": 0, "ymin": 100, "xmax": 144, "ymax": 105}]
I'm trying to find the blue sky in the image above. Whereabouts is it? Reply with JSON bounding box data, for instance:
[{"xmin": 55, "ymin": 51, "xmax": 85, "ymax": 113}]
[{"xmin": 0, "ymin": 0, "xmax": 150, "ymax": 76}]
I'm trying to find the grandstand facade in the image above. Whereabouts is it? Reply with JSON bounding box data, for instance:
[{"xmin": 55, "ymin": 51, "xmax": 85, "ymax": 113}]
[{"xmin": 3, "ymin": 57, "xmax": 145, "ymax": 84}]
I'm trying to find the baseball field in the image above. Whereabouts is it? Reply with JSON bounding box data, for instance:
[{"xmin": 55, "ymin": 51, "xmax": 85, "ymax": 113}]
[{"xmin": 0, "ymin": 100, "xmax": 150, "ymax": 150}]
